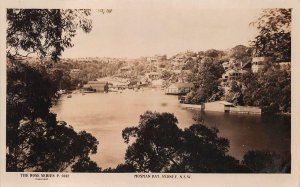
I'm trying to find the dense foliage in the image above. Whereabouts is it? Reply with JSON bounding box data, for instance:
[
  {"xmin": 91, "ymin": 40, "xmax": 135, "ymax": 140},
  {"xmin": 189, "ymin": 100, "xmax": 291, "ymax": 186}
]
[
  {"xmin": 7, "ymin": 9, "xmax": 92, "ymax": 61},
  {"xmin": 251, "ymin": 9, "xmax": 291, "ymax": 62},
  {"xmin": 6, "ymin": 61, "xmax": 99, "ymax": 172},
  {"xmin": 228, "ymin": 45, "xmax": 253, "ymax": 63},
  {"xmin": 225, "ymin": 67, "xmax": 291, "ymax": 113},
  {"xmin": 186, "ymin": 60, "xmax": 224, "ymax": 103}
]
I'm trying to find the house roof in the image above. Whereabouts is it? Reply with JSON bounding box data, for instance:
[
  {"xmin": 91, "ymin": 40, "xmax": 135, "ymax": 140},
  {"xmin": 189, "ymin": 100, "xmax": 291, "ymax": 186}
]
[{"xmin": 242, "ymin": 62, "xmax": 251, "ymax": 69}]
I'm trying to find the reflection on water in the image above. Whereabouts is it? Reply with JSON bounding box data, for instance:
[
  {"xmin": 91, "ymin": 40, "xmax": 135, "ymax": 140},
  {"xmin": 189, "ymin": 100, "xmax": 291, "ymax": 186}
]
[
  {"xmin": 51, "ymin": 89, "xmax": 290, "ymax": 168},
  {"xmin": 201, "ymin": 112, "xmax": 290, "ymax": 160}
]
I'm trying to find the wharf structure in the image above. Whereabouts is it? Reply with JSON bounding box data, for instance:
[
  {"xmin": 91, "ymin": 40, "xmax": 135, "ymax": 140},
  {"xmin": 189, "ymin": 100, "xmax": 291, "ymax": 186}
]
[{"xmin": 181, "ymin": 101, "xmax": 261, "ymax": 115}]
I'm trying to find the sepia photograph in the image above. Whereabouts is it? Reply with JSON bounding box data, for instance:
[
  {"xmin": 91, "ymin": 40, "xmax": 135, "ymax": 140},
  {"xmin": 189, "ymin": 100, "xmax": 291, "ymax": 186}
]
[{"xmin": 1, "ymin": 0, "xmax": 299, "ymax": 186}]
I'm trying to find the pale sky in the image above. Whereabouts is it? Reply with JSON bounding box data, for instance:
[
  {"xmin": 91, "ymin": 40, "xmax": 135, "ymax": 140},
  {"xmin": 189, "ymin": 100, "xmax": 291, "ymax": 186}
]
[{"xmin": 62, "ymin": 8, "xmax": 261, "ymax": 58}]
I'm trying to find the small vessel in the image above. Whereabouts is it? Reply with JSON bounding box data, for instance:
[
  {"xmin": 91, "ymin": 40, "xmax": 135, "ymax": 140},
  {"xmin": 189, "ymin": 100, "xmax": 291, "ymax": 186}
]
[{"xmin": 67, "ymin": 95, "xmax": 72, "ymax": 98}]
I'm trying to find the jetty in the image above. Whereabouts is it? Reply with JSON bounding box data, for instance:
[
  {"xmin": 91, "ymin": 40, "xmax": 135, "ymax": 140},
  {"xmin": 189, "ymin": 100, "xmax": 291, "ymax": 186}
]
[
  {"xmin": 180, "ymin": 104, "xmax": 202, "ymax": 110},
  {"xmin": 180, "ymin": 101, "xmax": 261, "ymax": 115}
]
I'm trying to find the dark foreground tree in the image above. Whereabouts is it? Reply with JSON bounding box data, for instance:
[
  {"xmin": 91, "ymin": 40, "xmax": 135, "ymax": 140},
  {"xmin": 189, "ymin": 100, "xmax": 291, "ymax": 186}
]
[
  {"xmin": 71, "ymin": 157, "xmax": 101, "ymax": 172},
  {"xmin": 6, "ymin": 61, "xmax": 99, "ymax": 172},
  {"xmin": 120, "ymin": 111, "xmax": 249, "ymax": 173},
  {"xmin": 116, "ymin": 111, "xmax": 290, "ymax": 173},
  {"xmin": 242, "ymin": 150, "xmax": 290, "ymax": 173},
  {"xmin": 103, "ymin": 163, "xmax": 136, "ymax": 173},
  {"xmin": 7, "ymin": 9, "xmax": 92, "ymax": 61},
  {"xmin": 122, "ymin": 111, "xmax": 182, "ymax": 172},
  {"xmin": 6, "ymin": 9, "xmax": 101, "ymax": 172}
]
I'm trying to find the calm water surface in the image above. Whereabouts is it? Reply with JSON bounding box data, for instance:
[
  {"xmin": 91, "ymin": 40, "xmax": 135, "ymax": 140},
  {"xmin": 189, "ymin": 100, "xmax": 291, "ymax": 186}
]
[{"xmin": 51, "ymin": 89, "xmax": 290, "ymax": 169}]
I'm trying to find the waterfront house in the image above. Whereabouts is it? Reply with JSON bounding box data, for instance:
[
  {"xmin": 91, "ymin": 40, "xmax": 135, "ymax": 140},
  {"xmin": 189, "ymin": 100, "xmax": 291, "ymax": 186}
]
[
  {"xmin": 165, "ymin": 82, "xmax": 194, "ymax": 95},
  {"xmin": 83, "ymin": 81, "xmax": 108, "ymax": 92}
]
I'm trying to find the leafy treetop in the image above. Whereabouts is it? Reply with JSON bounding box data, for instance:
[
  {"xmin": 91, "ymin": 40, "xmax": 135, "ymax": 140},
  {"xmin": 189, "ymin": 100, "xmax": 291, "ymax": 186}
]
[{"xmin": 7, "ymin": 9, "xmax": 92, "ymax": 61}]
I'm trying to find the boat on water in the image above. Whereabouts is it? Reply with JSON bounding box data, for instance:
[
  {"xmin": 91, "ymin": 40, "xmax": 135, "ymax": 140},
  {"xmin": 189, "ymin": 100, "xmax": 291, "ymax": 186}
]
[{"xmin": 67, "ymin": 95, "xmax": 72, "ymax": 98}]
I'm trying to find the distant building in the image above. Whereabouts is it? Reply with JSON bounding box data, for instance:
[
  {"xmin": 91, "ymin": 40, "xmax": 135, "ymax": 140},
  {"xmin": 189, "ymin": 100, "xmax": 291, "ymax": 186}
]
[
  {"xmin": 146, "ymin": 72, "xmax": 160, "ymax": 80},
  {"xmin": 83, "ymin": 81, "xmax": 108, "ymax": 92},
  {"xmin": 251, "ymin": 57, "xmax": 271, "ymax": 73},
  {"xmin": 165, "ymin": 82, "xmax": 194, "ymax": 95},
  {"xmin": 222, "ymin": 58, "xmax": 250, "ymax": 72},
  {"xmin": 222, "ymin": 68, "xmax": 247, "ymax": 82},
  {"xmin": 147, "ymin": 55, "xmax": 167, "ymax": 63},
  {"xmin": 241, "ymin": 61, "xmax": 252, "ymax": 71}
]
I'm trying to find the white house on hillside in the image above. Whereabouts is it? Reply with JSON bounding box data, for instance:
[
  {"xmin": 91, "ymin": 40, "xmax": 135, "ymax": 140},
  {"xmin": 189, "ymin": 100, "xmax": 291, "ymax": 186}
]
[{"xmin": 222, "ymin": 68, "xmax": 248, "ymax": 82}]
